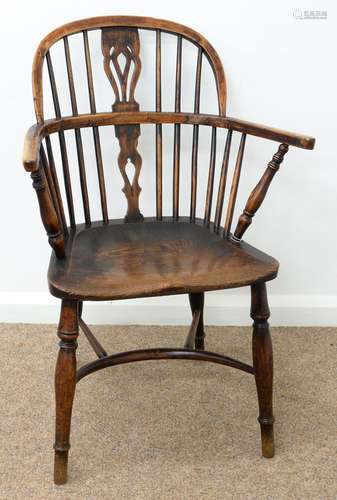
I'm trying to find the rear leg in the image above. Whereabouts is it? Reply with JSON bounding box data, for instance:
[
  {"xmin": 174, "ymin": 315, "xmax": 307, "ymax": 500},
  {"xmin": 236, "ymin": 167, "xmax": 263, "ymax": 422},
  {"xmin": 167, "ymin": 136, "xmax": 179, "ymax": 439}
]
[{"xmin": 188, "ymin": 292, "xmax": 205, "ymax": 350}]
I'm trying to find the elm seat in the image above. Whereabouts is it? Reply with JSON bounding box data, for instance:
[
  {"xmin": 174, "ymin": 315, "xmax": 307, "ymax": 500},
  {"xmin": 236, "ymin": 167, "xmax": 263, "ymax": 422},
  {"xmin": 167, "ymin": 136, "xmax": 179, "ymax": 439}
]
[{"xmin": 48, "ymin": 219, "xmax": 279, "ymax": 301}]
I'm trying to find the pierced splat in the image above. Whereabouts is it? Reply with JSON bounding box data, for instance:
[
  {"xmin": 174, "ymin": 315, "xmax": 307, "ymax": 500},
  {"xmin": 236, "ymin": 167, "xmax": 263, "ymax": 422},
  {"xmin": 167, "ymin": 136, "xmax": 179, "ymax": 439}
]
[
  {"xmin": 101, "ymin": 27, "xmax": 143, "ymax": 221},
  {"xmin": 116, "ymin": 123, "xmax": 143, "ymax": 221},
  {"xmin": 101, "ymin": 27, "xmax": 141, "ymax": 109}
]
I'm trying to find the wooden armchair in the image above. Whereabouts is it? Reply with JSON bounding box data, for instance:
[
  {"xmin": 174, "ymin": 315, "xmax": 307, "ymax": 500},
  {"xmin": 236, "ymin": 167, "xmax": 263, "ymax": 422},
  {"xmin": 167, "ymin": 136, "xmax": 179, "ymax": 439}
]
[{"xmin": 23, "ymin": 16, "xmax": 315, "ymax": 484}]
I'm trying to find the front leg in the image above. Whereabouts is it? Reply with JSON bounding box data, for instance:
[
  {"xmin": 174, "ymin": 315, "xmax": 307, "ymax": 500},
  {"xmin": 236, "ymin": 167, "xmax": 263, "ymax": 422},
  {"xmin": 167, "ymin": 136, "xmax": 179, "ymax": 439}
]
[
  {"xmin": 251, "ymin": 282, "xmax": 274, "ymax": 458},
  {"xmin": 54, "ymin": 299, "xmax": 79, "ymax": 484}
]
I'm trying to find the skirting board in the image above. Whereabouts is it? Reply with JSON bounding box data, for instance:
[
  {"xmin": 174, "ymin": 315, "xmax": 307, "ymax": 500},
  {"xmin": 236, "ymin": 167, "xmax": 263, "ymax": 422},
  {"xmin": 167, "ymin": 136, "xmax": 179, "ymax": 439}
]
[{"xmin": 0, "ymin": 292, "xmax": 337, "ymax": 326}]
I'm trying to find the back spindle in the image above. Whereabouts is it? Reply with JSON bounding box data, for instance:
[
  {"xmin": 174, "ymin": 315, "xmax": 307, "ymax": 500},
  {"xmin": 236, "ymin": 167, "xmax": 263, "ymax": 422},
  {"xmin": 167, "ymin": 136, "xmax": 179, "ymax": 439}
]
[
  {"xmin": 63, "ymin": 36, "xmax": 91, "ymax": 226},
  {"xmin": 223, "ymin": 133, "xmax": 246, "ymax": 236},
  {"xmin": 173, "ymin": 35, "xmax": 182, "ymax": 219},
  {"xmin": 214, "ymin": 129, "xmax": 233, "ymax": 232},
  {"xmin": 46, "ymin": 50, "xmax": 75, "ymax": 227},
  {"xmin": 155, "ymin": 30, "xmax": 163, "ymax": 220},
  {"xmin": 40, "ymin": 144, "xmax": 62, "ymax": 231},
  {"xmin": 190, "ymin": 47, "xmax": 203, "ymax": 221},
  {"xmin": 82, "ymin": 30, "xmax": 96, "ymax": 113},
  {"xmin": 83, "ymin": 30, "xmax": 109, "ymax": 224},
  {"xmin": 45, "ymin": 135, "xmax": 68, "ymax": 235},
  {"xmin": 204, "ymin": 127, "xmax": 217, "ymax": 225}
]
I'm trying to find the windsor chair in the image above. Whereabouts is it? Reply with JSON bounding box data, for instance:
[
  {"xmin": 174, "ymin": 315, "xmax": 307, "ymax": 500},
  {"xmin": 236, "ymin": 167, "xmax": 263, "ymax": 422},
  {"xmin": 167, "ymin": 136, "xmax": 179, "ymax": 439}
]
[{"xmin": 23, "ymin": 16, "xmax": 315, "ymax": 484}]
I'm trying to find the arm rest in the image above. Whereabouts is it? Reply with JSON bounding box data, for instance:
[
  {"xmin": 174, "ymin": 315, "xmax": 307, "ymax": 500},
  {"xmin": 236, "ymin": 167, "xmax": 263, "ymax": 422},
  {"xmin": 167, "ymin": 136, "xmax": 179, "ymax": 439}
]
[
  {"xmin": 23, "ymin": 122, "xmax": 45, "ymax": 172},
  {"xmin": 23, "ymin": 112, "xmax": 315, "ymax": 249},
  {"xmin": 226, "ymin": 116, "xmax": 315, "ymax": 150},
  {"xmin": 23, "ymin": 112, "xmax": 315, "ymax": 174}
]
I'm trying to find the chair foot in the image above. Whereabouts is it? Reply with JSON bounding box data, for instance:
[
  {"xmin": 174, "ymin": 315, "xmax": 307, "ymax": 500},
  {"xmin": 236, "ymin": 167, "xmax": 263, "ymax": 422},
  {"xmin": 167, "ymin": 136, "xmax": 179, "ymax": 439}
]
[
  {"xmin": 251, "ymin": 282, "xmax": 275, "ymax": 458},
  {"xmin": 54, "ymin": 447, "xmax": 69, "ymax": 485},
  {"xmin": 188, "ymin": 292, "xmax": 205, "ymax": 350},
  {"xmin": 259, "ymin": 417, "xmax": 275, "ymax": 458},
  {"xmin": 54, "ymin": 299, "xmax": 79, "ymax": 485}
]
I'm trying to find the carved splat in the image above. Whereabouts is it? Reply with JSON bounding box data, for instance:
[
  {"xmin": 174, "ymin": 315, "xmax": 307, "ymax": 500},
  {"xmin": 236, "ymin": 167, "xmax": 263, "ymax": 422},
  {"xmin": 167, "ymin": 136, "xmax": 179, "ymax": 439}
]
[
  {"xmin": 115, "ymin": 124, "xmax": 143, "ymax": 221},
  {"xmin": 102, "ymin": 27, "xmax": 141, "ymax": 108},
  {"xmin": 102, "ymin": 27, "xmax": 143, "ymax": 221}
]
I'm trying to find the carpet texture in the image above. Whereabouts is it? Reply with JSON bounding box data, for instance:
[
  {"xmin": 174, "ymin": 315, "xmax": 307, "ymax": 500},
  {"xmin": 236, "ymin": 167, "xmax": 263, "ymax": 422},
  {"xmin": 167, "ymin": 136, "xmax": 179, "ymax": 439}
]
[{"xmin": 0, "ymin": 323, "xmax": 336, "ymax": 499}]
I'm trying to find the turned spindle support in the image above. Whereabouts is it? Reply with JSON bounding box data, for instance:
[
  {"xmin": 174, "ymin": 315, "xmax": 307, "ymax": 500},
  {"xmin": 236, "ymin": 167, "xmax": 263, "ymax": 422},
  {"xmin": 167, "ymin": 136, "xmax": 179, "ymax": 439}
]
[
  {"xmin": 31, "ymin": 163, "xmax": 65, "ymax": 258},
  {"xmin": 232, "ymin": 143, "xmax": 289, "ymax": 242},
  {"xmin": 54, "ymin": 300, "xmax": 79, "ymax": 485}
]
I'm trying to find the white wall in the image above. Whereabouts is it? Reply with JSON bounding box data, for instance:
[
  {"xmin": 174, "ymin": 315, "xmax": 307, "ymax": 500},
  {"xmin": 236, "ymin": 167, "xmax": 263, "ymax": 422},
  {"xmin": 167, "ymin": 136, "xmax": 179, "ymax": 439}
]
[{"xmin": 0, "ymin": 0, "xmax": 336, "ymax": 325}]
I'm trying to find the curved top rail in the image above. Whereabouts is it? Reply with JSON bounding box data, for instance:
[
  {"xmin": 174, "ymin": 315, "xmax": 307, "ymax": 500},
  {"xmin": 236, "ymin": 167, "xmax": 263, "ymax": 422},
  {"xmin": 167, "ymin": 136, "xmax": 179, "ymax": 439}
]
[{"xmin": 32, "ymin": 16, "xmax": 227, "ymax": 121}]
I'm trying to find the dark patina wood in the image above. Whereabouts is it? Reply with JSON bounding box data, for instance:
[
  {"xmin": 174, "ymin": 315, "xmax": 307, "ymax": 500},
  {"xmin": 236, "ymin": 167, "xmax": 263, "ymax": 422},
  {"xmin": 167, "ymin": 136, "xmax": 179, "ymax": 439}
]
[
  {"xmin": 102, "ymin": 27, "xmax": 143, "ymax": 222},
  {"xmin": 155, "ymin": 29, "xmax": 163, "ymax": 220},
  {"xmin": 190, "ymin": 47, "xmax": 203, "ymax": 222},
  {"xmin": 24, "ymin": 113, "xmax": 315, "ymax": 172},
  {"xmin": 54, "ymin": 299, "xmax": 78, "ymax": 485},
  {"xmin": 251, "ymin": 282, "xmax": 274, "ymax": 458},
  {"xmin": 76, "ymin": 347, "xmax": 254, "ymax": 382},
  {"xmin": 184, "ymin": 310, "xmax": 201, "ymax": 348},
  {"xmin": 47, "ymin": 219, "xmax": 279, "ymax": 301},
  {"xmin": 224, "ymin": 133, "xmax": 246, "ymax": 236},
  {"xmin": 78, "ymin": 302, "xmax": 107, "ymax": 359},
  {"xmin": 31, "ymin": 164, "xmax": 65, "ymax": 258},
  {"xmin": 214, "ymin": 130, "xmax": 232, "ymax": 232},
  {"xmin": 83, "ymin": 30, "xmax": 109, "ymax": 223},
  {"xmin": 189, "ymin": 292, "xmax": 205, "ymax": 350},
  {"xmin": 46, "ymin": 51, "xmax": 75, "ymax": 228},
  {"xmin": 22, "ymin": 15, "xmax": 315, "ymax": 484}
]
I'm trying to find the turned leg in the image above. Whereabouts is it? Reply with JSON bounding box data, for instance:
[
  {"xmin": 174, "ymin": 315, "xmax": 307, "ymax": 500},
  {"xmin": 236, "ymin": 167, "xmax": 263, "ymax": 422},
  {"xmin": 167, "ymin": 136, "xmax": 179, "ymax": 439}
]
[
  {"xmin": 54, "ymin": 299, "xmax": 79, "ymax": 485},
  {"xmin": 189, "ymin": 292, "xmax": 205, "ymax": 350},
  {"xmin": 250, "ymin": 282, "xmax": 274, "ymax": 458}
]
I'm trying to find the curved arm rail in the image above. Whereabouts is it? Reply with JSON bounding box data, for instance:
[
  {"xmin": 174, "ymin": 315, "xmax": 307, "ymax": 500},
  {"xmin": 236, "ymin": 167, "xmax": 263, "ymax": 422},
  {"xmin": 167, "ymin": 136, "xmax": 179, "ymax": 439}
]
[
  {"xmin": 76, "ymin": 347, "xmax": 254, "ymax": 382},
  {"xmin": 23, "ymin": 111, "xmax": 315, "ymax": 172}
]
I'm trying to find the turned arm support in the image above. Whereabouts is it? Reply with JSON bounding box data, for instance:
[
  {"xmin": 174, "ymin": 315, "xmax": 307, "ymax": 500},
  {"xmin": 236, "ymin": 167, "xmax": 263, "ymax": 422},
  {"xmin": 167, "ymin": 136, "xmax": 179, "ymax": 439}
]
[
  {"xmin": 232, "ymin": 143, "xmax": 289, "ymax": 242},
  {"xmin": 23, "ymin": 123, "xmax": 65, "ymax": 258}
]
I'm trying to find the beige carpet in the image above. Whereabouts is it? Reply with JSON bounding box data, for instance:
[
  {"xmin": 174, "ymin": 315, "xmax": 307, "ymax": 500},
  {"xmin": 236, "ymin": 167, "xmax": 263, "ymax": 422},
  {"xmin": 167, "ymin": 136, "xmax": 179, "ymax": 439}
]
[{"xmin": 0, "ymin": 323, "xmax": 336, "ymax": 499}]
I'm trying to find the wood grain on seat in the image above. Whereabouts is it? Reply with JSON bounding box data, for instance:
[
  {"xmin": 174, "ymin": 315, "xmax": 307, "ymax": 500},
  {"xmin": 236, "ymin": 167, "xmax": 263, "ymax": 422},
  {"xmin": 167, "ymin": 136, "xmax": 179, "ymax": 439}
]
[{"xmin": 48, "ymin": 218, "xmax": 278, "ymax": 300}]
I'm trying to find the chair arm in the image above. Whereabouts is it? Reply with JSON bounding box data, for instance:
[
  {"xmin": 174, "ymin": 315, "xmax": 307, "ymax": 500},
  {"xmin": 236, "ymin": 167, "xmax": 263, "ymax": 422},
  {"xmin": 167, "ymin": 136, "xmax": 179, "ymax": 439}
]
[
  {"xmin": 23, "ymin": 113, "xmax": 315, "ymax": 170},
  {"xmin": 23, "ymin": 113, "xmax": 315, "ymax": 249},
  {"xmin": 23, "ymin": 122, "xmax": 45, "ymax": 172},
  {"xmin": 226, "ymin": 116, "xmax": 315, "ymax": 150},
  {"xmin": 225, "ymin": 118, "xmax": 315, "ymax": 241}
]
